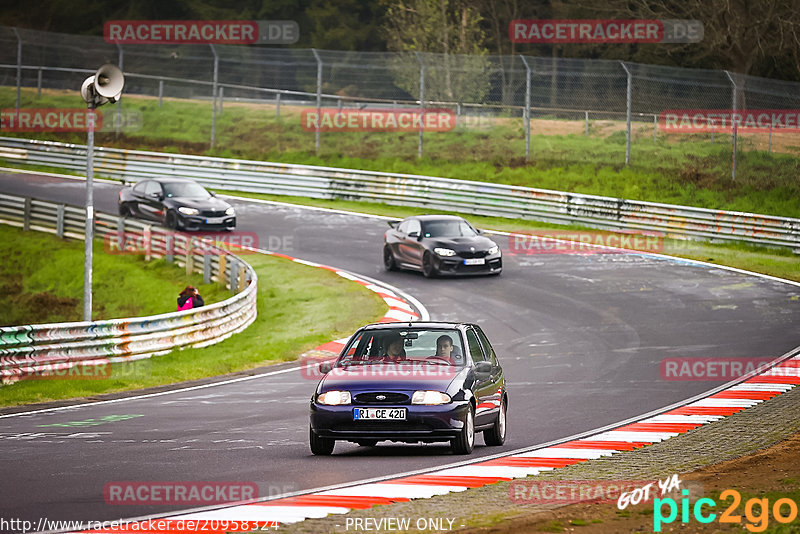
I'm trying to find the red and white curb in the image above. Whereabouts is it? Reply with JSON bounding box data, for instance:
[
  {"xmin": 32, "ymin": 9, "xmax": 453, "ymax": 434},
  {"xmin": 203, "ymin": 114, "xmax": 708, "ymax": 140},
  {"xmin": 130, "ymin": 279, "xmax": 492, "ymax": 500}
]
[{"xmin": 75, "ymin": 350, "xmax": 800, "ymax": 533}]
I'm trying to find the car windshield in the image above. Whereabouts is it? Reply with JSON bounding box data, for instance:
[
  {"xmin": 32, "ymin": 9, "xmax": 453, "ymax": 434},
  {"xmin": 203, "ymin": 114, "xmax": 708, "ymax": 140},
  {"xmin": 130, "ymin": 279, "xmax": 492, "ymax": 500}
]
[
  {"xmin": 163, "ymin": 182, "xmax": 211, "ymax": 199},
  {"xmin": 422, "ymin": 220, "xmax": 478, "ymax": 238},
  {"xmin": 338, "ymin": 328, "xmax": 466, "ymax": 367}
]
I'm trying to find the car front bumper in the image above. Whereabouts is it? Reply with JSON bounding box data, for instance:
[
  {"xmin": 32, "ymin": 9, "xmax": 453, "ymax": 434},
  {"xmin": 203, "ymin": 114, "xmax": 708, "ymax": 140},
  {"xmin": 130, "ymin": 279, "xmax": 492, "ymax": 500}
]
[
  {"xmin": 310, "ymin": 401, "xmax": 470, "ymax": 443},
  {"xmin": 178, "ymin": 214, "xmax": 236, "ymax": 231},
  {"xmin": 433, "ymin": 253, "xmax": 502, "ymax": 276}
]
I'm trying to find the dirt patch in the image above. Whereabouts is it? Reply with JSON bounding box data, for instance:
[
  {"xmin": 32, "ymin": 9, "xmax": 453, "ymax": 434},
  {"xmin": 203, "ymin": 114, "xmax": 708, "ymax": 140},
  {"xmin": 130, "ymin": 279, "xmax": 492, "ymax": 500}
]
[
  {"xmin": 456, "ymin": 433, "xmax": 800, "ymax": 533},
  {"xmin": 0, "ymin": 276, "xmax": 79, "ymax": 325}
]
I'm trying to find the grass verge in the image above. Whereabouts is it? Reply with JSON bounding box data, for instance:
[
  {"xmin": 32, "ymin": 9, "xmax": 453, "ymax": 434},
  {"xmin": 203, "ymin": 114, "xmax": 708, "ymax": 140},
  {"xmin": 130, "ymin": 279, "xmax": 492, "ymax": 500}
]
[
  {"xmin": 0, "ymin": 229, "xmax": 388, "ymax": 407},
  {"xmin": 2, "ymin": 87, "xmax": 800, "ymax": 218},
  {"xmin": 0, "ymin": 224, "xmax": 229, "ymax": 325}
]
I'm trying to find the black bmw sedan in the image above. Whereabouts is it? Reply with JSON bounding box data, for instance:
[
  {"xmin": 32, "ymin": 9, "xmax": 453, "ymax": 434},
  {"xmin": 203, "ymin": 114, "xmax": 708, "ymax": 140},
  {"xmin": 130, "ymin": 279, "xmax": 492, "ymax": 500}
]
[
  {"xmin": 118, "ymin": 177, "xmax": 236, "ymax": 230},
  {"xmin": 309, "ymin": 322, "xmax": 508, "ymax": 455},
  {"xmin": 384, "ymin": 215, "xmax": 502, "ymax": 276}
]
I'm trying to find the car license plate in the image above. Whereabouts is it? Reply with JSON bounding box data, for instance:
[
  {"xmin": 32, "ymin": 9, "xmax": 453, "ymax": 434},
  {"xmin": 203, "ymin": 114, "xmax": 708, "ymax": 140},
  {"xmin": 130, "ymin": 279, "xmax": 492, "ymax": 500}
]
[
  {"xmin": 353, "ymin": 408, "xmax": 407, "ymax": 420},
  {"xmin": 205, "ymin": 217, "xmax": 225, "ymax": 224},
  {"xmin": 464, "ymin": 258, "xmax": 485, "ymax": 265}
]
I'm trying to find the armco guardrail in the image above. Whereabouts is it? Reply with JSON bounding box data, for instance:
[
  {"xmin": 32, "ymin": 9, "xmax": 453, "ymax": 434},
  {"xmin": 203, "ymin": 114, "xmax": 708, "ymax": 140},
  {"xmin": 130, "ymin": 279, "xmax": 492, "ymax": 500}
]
[
  {"xmin": 0, "ymin": 192, "xmax": 257, "ymax": 384},
  {"xmin": 2, "ymin": 137, "xmax": 799, "ymax": 249}
]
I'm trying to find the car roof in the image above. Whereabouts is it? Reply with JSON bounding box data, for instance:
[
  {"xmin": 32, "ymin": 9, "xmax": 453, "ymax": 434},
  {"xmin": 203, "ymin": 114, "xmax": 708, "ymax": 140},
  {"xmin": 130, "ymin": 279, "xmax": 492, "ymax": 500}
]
[
  {"xmin": 404, "ymin": 214, "xmax": 466, "ymax": 222},
  {"xmin": 137, "ymin": 177, "xmax": 199, "ymax": 184},
  {"xmin": 360, "ymin": 321, "xmax": 472, "ymax": 331}
]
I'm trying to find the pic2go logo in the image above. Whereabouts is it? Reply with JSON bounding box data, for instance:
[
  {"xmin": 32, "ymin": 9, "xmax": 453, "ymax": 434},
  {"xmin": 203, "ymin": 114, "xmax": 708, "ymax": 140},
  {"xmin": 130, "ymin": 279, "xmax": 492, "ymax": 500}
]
[{"xmin": 653, "ymin": 489, "xmax": 800, "ymax": 532}]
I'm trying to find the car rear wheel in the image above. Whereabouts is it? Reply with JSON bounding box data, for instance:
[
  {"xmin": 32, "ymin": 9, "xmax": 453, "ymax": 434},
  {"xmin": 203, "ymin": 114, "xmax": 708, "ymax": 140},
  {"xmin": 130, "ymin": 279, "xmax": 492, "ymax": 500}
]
[
  {"xmin": 451, "ymin": 404, "xmax": 474, "ymax": 454},
  {"xmin": 309, "ymin": 427, "xmax": 334, "ymax": 455},
  {"xmin": 383, "ymin": 246, "xmax": 398, "ymax": 271},
  {"xmin": 165, "ymin": 211, "xmax": 179, "ymax": 230},
  {"xmin": 483, "ymin": 398, "xmax": 506, "ymax": 446},
  {"xmin": 422, "ymin": 251, "xmax": 437, "ymax": 278}
]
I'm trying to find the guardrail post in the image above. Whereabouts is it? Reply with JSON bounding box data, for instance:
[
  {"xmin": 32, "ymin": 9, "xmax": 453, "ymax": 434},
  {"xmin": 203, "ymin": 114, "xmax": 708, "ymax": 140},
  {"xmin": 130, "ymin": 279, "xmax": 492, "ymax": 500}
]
[
  {"xmin": 158, "ymin": 79, "xmax": 163, "ymax": 107},
  {"xmin": 209, "ymin": 44, "xmax": 219, "ymax": 149},
  {"xmin": 238, "ymin": 264, "xmax": 246, "ymax": 293},
  {"xmin": 12, "ymin": 28, "xmax": 22, "ymax": 113},
  {"xmin": 23, "ymin": 197, "xmax": 31, "ymax": 231},
  {"xmin": 229, "ymin": 257, "xmax": 238, "ymax": 294},
  {"xmin": 620, "ymin": 61, "xmax": 632, "ymax": 166},
  {"xmin": 186, "ymin": 250, "xmax": 194, "ymax": 275},
  {"xmin": 56, "ymin": 204, "xmax": 65, "ymax": 237},
  {"xmin": 311, "ymin": 49, "xmax": 323, "ymax": 155},
  {"xmin": 203, "ymin": 254, "xmax": 212, "ymax": 284},
  {"xmin": 520, "ymin": 55, "xmax": 532, "ymax": 161},
  {"xmin": 37, "ymin": 68, "xmax": 42, "ymax": 98},
  {"xmin": 143, "ymin": 225, "xmax": 151, "ymax": 262},
  {"xmin": 415, "ymin": 51, "xmax": 425, "ymax": 159},
  {"xmin": 165, "ymin": 233, "xmax": 174, "ymax": 263},
  {"xmin": 276, "ymin": 92, "xmax": 281, "ymax": 117},
  {"xmin": 218, "ymin": 254, "xmax": 227, "ymax": 285}
]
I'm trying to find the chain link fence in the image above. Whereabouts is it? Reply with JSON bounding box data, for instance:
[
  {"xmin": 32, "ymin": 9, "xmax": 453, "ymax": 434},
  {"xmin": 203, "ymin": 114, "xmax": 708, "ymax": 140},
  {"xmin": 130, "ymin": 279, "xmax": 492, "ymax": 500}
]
[{"xmin": 1, "ymin": 25, "xmax": 799, "ymax": 171}]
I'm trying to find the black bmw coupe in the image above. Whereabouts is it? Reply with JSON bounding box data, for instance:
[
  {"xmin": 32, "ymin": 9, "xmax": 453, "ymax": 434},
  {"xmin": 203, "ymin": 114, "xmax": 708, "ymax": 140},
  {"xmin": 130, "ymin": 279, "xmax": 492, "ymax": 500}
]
[
  {"xmin": 384, "ymin": 215, "xmax": 502, "ymax": 277},
  {"xmin": 118, "ymin": 177, "xmax": 236, "ymax": 231}
]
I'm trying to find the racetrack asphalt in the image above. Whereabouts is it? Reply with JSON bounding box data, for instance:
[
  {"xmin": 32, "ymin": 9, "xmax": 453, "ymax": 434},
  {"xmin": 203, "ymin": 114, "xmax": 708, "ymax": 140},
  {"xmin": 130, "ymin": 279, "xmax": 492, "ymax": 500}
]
[{"xmin": 0, "ymin": 171, "xmax": 798, "ymax": 527}]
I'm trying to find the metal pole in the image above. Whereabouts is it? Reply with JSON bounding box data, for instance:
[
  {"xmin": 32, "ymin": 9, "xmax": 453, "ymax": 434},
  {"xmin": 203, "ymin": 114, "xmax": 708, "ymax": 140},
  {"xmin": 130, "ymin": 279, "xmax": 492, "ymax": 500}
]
[
  {"xmin": 13, "ymin": 28, "xmax": 21, "ymax": 113},
  {"xmin": 585, "ymin": 110, "xmax": 589, "ymax": 136},
  {"xmin": 311, "ymin": 49, "xmax": 322, "ymax": 154},
  {"xmin": 768, "ymin": 125, "xmax": 772, "ymax": 153},
  {"xmin": 276, "ymin": 92, "xmax": 281, "ymax": 118},
  {"xmin": 83, "ymin": 106, "xmax": 96, "ymax": 321},
  {"xmin": 520, "ymin": 55, "xmax": 531, "ymax": 161},
  {"xmin": 158, "ymin": 79, "xmax": 163, "ymax": 107},
  {"xmin": 653, "ymin": 114, "xmax": 658, "ymax": 143},
  {"xmin": 37, "ymin": 68, "xmax": 42, "ymax": 98},
  {"xmin": 209, "ymin": 44, "xmax": 218, "ymax": 149},
  {"xmin": 415, "ymin": 52, "xmax": 425, "ymax": 159},
  {"xmin": 116, "ymin": 44, "xmax": 123, "ymax": 138},
  {"xmin": 219, "ymin": 86, "xmax": 224, "ymax": 114},
  {"xmin": 724, "ymin": 70, "xmax": 737, "ymax": 180},
  {"xmin": 620, "ymin": 61, "xmax": 632, "ymax": 165}
]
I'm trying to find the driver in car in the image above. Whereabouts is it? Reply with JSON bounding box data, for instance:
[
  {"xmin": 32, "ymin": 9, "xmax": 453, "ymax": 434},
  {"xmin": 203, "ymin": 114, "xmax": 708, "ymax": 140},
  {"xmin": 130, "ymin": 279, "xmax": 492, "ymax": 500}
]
[{"xmin": 431, "ymin": 335, "xmax": 457, "ymax": 364}]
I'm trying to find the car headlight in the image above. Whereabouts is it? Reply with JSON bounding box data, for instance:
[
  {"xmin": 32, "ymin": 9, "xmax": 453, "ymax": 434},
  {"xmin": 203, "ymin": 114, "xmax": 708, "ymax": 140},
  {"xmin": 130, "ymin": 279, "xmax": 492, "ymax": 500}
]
[
  {"xmin": 317, "ymin": 390, "xmax": 352, "ymax": 405},
  {"xmin": 178, "ymin": 207, "xmax": 199, "ymax": 216},
  {"xmin": 434, "ymin": 247, "xmax": 456, "ymax": 257},
  {"xmin": 487, "ymin": 245, "xmax": 500, "ymax": 255},
  {"xmin": 225, "ymin": 207, "xmax": 235, "ymax": 216},
  {"xmin": 411, "ymin": 390, "xmax": 451, "ymax": 405}
]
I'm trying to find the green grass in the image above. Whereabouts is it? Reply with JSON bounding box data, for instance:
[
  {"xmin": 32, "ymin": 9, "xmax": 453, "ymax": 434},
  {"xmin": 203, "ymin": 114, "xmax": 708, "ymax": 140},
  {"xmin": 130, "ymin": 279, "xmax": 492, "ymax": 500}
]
[
  {"xmin": 220, "ymin": 190, "xmax": 800, "ymax": 283},
  {"xmin": 0, "ymin": 224, "xmax": 229, "ymax": 325},
  {"xmin": 0, "ymin": 246, "xmax": 387, "ymax": 407},
  {"xmin": 3, "ymin": 87, "xmax": 800, "ymax": 218}
]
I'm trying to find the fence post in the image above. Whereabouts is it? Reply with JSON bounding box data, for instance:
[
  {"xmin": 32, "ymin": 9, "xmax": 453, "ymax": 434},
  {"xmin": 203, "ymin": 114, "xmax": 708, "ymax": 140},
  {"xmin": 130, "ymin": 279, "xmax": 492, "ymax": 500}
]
[
  {"xmin": 724, "ymin": 70, "xmax": 737, "ymax": 180},
  {"xmin": 229, "ymin": 257, "xmax": 238, "ymax": 294},
  {"xmin": 768, "ymin": 124, "xmax": 772, "ymax": 153},
  {"xmin": 165, "ymin": 232, "xmax": 174, "ymax": 263},
  {"xmin": 37, "ymin": 68, "xmax": 42, "ymax": 98},
  {"xmin": 158, "ymin": 79, "xmax": 163, "ymax": 107},
  {"xmin": 311, "ymin": 49, "xmax": 322, "ymax": 155},
  {"xmin": 620, "ymin": 61, "xmax": 632, "ymax": 165},
  {"xmin": 653, "ymin": 114, "xmax": 658, "ymax": 143},
  {"xmin": 57, "ymin": 204, "xmax": 65, "ymax": 237},
  {"xmin": 203, "ymin": 254, "xmax": 212, "ymax": 284},
  {"xmin": 219, "ymin": 86, "xmax": 224, "ymax": 114},
  {"xmin": 12, "ymin": 28, "xmax": 22, "ymax": 113},
  {"xmin": 23, "ymin": 197, "xmax": 31, "ymax": 231},
  {"xmin": 520, "ymin": 55, "xmax": 531, "ymax": 161},
  {"xmin": 209, "ymin": 44, "xmax": 219, "ymax": 149},
  {"xmin": 143, "ymin": 225, "xmax": 151, "ymax": 262},
  {"xmin": 585, "ymin": 111, "xmax": 589, "ymax": 136},
  {"xmin": 456, "ymin": 102, "xmax": 461, "ymax": 128},
  {"xmin": 218, "ymin": 254, "xmax": 227, "ymax": 286},
  {"xmin": 238, "ymin": 264, "xmax": 246, "ymax": 293},
  {"xmin": 415, "ymin": 51, "xmax": 425, "ymax": 159},
  {"xmin": 116, "ymin": 44, "xmax": 123, "ymax": 138},
  {"xmin": 276, "ymin": 92, "xmax": 281, "ymax": 118},
  {"xmin": 185, "ymin": 250, "xmax": 194, "ymax": 275}
]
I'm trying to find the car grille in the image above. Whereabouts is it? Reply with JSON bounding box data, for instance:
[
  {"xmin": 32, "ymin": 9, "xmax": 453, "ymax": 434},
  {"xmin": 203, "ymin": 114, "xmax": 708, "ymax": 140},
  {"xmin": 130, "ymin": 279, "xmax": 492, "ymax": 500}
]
[
  {"xmin": 353, "ymin": 392, "xmax": 410, "ymax": 404},
  {"xmin": 201, "ymin": 210, "xmax": 227, "ymax": 217},
  {"xmin": 458, "ymin": 250, "xmax": 488, "ymax": 259}
]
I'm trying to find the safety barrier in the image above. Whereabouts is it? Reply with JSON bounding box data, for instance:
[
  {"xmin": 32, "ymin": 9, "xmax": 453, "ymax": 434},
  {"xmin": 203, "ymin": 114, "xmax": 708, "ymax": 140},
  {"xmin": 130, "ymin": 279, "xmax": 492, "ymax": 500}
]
[
  {"xmin": 0, "ymin": 192, "xmax": 258, "ymax": 384},
  {"xmin": 1, "ymin": 137, "xmax": 799, "ymax": 249}
]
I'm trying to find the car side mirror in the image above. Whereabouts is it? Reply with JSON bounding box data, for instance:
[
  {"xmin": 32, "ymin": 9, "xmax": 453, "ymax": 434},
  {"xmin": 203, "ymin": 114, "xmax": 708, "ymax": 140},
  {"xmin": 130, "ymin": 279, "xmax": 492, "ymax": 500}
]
[
  {"xmin": 318, "ymin": 362, "xmax": 333, "ymax": 374},
  {"xmin": 474, "ymin": 361, "xmax": 492, "ymax": 376},
  {"xmin": 408, "ymin": 231, "xmax": 420, "ymax": 239},
  {"xmin": 476, "ymin": 229, "xmax": 484, "ymax": 235}
]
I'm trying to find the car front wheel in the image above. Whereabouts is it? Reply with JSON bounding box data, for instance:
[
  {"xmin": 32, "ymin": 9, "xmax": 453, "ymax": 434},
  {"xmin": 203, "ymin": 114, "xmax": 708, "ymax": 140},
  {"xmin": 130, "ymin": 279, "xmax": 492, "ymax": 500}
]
[
  {"xmin": 309, "ymin": 427, "xmax": 334, "ymax": 455},
  {"xmin": 422, "ymin": 251, "xmax": 437, "ymax": 278},
  {"xmin": 451, "ymin": 405, "xmax": 474, "ymax": 454},
  {"xmin": 483, "ymin": 398, "xmax": 506, "ymax": 446},
  {"xmin": 165, "ymin": 211, "xmax": 179, "ymax": 230}
]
